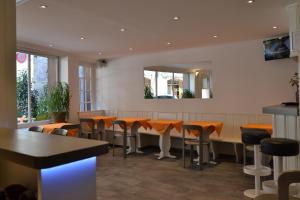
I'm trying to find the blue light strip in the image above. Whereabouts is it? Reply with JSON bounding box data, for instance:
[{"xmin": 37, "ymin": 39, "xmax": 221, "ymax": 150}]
[{"xmin": 41, "ymin": 157, "xmax": 96, "ymax": 176}]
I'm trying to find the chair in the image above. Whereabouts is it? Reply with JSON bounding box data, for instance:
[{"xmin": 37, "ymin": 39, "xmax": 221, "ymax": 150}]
[
  {"xmin": 255, "ymin": 170, "xmax": 300, "ymax": 200},
  {"xmin": 28, "ymin": 126, "xmax": 43, "ymax": 132},
  {"xmin": 182, "ymin": 124, "xmax": 214, "ymax": 170},
  {"xmin": 51, "ymin": 128, "xmax": 68, "ymax": 136},
  {"xmin": 112, "ymin": 120, "xmax": 137, "ymax": 158},
  {"xmin": 241, "ymin": 127, "xmax": 270, "ymax": 166},
  {"xmin": 79, "ymin": 118, "xmax": 102, "ymax": 139},
  {"xmin": 61, "ymin": 124, "xmax": 80, "ymax": 137}
]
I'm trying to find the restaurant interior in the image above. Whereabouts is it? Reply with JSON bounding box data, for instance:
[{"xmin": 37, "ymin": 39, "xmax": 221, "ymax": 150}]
[{"xmin": 0, "ymin": 0, "xmax": 300, "ymax": 199}]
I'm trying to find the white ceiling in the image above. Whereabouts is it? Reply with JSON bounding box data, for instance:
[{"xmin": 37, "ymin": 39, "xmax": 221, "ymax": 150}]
[{"xmin": 17, "ymin": 0, "xmax": 293, "ymax": 60}]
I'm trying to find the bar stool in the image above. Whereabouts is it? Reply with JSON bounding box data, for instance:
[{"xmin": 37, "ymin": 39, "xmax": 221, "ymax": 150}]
[
  {"xmin": 261, "ymin": 138, "xmax": 299, "ymax": 194},
  {"xmin": 112, "ymin": 120, "xmax": 137, "ymax": 158},
  {"xmin": 242, "ymin": 131, "xmax": 272, "ymax": 198}
]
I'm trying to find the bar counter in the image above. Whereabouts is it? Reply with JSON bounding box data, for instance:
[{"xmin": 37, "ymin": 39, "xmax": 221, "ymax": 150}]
[{"xmin": 0, "ymin": 128, "xmax": 108, "ymax": 200}]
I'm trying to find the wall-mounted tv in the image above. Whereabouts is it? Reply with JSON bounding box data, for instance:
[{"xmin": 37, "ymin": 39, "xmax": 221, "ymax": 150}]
[{"xmin": 263, "ymin": 36, "xmax": 290, "ymax": 61}]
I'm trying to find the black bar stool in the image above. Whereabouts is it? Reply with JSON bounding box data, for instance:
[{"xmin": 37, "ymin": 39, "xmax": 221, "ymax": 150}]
[
  {"xmin": 242, "ymin": 130, "xmax": 271, "ymax": 198},
  {"xmin": 261, "ymin": 138, "xmax": 299, "ymax": 194}
]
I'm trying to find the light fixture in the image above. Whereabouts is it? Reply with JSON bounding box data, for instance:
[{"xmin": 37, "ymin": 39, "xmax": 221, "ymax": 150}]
[
  {"xmin": 167, "ymin": 42, "xmax": 172, "ymax": 45},
  {"xmin": 98, "ymin": 52, "xmax": 102, "ymax": 55},
  {"xmin": 49, "ymin": 44, "xmax": 53, "ymax": 47},
  {"xmin": 129, "ymin": 48, "xmax": 133, "ymax": 51},
  {"xmin": 213, "ymin": 35, "xmax": 218, "ymax": 38},
  {"xmin": 120, "ymin": 28, "xmax": 126, "ymax": 32},
  {"xmin": 40, "ymin": 5, "xmax": 48, "ymax": 8},
  {"xmin": 247, "ymin": 0, "xmax": 255, "ymax": 4},
  {"xmin": 173, "ymin": 16, "xmax": 180, "ymax": 21},
  {"xmin": 80, "ymin": 36, "xmax": 86, "ymax": 40},
  {"xmin": 273, "ymin": 26, "xmax": 278, "ymax": 29}
]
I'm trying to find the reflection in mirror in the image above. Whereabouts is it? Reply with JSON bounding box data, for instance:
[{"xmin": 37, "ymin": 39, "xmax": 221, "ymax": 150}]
[{"xmin": 144, "ymin": 66, "xmax": 212, "ymax": 99}]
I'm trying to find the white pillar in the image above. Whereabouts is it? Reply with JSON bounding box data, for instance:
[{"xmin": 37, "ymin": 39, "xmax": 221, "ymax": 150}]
[{"xmin": 0, "ymin": 0, "xmax": 17, "ymax": 129}]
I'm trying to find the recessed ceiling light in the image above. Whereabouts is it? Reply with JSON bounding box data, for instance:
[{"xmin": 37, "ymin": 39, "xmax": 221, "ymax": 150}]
[
  {"xmin": 167, "ymin": 42, "xmax": 172, "ymax": 45},
  {"xmin": 40, "ymin": 5, "xmax": 47, "ymax": 8},
  {"xmin": 120, "ymin": 28, "xmax": 126, "ymax": 32},
  {"xmin": 273, "ymin": 26, "xmax": 278, "ymax": 29},
  {"xmin": 213, "ymin": 35, "xmax": 218, "ymax": 38},
  {"xmin": 247, "ymin": 0, "xmax": 255, "ymax": 4},
  {"xmin": 98, "ymin": 52, "xmax": 102, "ymax": 55},
  {"xmin": 173, "ymin": 16, "xmax": 180, "ymax": 21},
  {"xmin": 49, "ymin": 44, "xmax": 53, "ymax": 47},
  {"xmin": 80, "ymin": 36, "xmax": 86, "ymax": 40},
  {"xmin": 129, "ymin": 48, "xmax": 133, "ymax": 51}
]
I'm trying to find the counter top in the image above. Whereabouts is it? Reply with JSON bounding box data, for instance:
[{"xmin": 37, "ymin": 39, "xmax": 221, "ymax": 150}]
[
  {"xmin": 263, "ymin": 104, "xmax": 299, "ymax": 116},
  {"xmin": 0, "ymin": 128, "xmax": 108, "ymax": 169}
]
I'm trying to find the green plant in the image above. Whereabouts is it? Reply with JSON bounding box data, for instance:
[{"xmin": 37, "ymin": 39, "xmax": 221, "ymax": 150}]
[
  {"xmin": 182, "ymin": 89, "xmax": 195, "ymax": 98},
  {"xmin": 36, "ymin": 84, "xmax": 49, "ymax": 120},
  {"xmin": 144, "ymin": 85, "xmax": 153, "ymax": 99},
  {"xmin": 290, "ymin": 72, "xmax": 299, "ymax": 89},
  {"xmin": 48, "ymin": 82, "xmax": 70, "ymax": 114}
]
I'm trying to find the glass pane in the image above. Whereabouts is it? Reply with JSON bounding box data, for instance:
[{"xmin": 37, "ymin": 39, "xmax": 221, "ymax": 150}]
[
  {"xmin": 144, "ymin": 70, "xmax": 156, "ymax": 98},
  {"xmin": 157, "ymin": 72, "xmax": 173, "ymax": 98},
  {"xmin": 30, "ymin": 55, "xmax": 49, "ymax": 121},
  {"xmin": 79, "ymin": 65, "xmax": 84, "ymax": 78},
  {"xmin": 174, "ymin": 73, "xmax": 184, "ymax": 99},
  {"xmin": 86, "ymin": 103, "xmax": 91, "ymax": 111},
  {"xmin": 16, "ymin": 52, "xmax": 29, "ymax": 124}
]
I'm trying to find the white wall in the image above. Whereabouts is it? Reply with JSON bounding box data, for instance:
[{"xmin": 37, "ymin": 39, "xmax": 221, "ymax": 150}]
[
  {"xmin": 0, "ymin": 0, "xmax": 17, "ymax": 128},
  {"xmin": 95, "ymin": 39, "xmax": 298, "ymax": 114}
]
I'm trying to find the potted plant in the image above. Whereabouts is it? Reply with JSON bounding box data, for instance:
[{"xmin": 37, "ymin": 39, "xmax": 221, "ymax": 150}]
[
  {"xmin": 48, "ymin": 82, "xmax": 70, "ymax": 122},
  {"xmin": 290, "ymin": 72, "xmax": 299, "ymax": 103},
  {"xmin": 144, "ymin": 85, "xmax": 153, "ymax": 99},
  {"xmin": 182, "ymin": 89, "xmax": 195, "ymax": 98}
]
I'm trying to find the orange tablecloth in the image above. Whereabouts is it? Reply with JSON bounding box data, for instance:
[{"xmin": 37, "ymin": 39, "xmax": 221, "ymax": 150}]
[
  {"xmin": 90, "ymin": 116, "xmax": 117, "ymax": 128},
  {"xmin": 41, "ymin": 123, "xmax": 72, "ymax": 134},
  {"xmin": 241, "ymin": 123, "xmax": 273, "ymax": 134},
  {"xmin": 117, "ymin": 118, "xmax": 151, "ymax": 129},
  {"xmin": 147, "ymin": 119, "xmax": 183, "ymax": 134},
  {"xmin": 186, "ymin": 121, "xmax": 224, "ymax": 136}
]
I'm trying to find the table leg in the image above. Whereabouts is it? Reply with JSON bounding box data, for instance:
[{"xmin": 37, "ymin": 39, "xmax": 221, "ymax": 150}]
[
  {"xmin": 126, "ymin": 122, "xmax": 143, "ymax": 154},
  {"xmin": 157, "ymin": 126, "xmax": 176, "ymax": 160}
]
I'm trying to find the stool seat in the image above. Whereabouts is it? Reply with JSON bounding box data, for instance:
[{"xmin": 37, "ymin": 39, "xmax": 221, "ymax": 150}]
[
  {"xmin": 261, "ymin": 138, "xmax": 299, "ymax": 157},
  {"xmin": 242, "ymin": 132, "xmax": 270, "ymax": 145}
]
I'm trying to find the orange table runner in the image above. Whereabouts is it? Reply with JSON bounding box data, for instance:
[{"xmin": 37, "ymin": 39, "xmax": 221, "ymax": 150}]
[
  {"xmin": 186, "ymin": 121, "xmax": 223, "ymax": 136},
  {"xmin": 117, "ymin": 117, "xmax": 151, "ymax": 129},
  {"xmin": 147, "ymin": 119, "xmax": 183, "ymax": 134},
  {"xmin": 41, "ymin": 123, "xmax": 72, "ymax": 134},
  {"xmin": 90, "ymin": 116, "xmax": 117, "ymax": 128},
  {"xmin": 241, "ymin": 123, "xmax": 273, "ymax": 134}
]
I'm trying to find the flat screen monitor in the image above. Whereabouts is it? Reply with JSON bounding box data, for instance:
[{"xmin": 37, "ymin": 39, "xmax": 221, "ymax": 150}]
[{"xmin": 263, "ymin": 36, "xmax": 290, "ymax": 61}]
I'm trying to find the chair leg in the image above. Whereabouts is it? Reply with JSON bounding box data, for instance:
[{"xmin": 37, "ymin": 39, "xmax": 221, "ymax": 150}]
[
  {"xmin": 190, "ymin": 145, "xmax": 194, "ymax": 166},
  {"xmin": 123, "ymin": 133, "xmax": 127, "ymax": 158},
  {"xmin": 234, "ymin": 143, "xmax": 239, "ymax": 163},
  {"xmin": 243, "ymin": 144, "xmax": 246, "ymax": 166},
  {"xmin": 135, "ymin": 136, "xmax": 137, "ymax": 153},
  {"xmin": 112, "ymin": 133, "xmax": 115, "ymax": 157},
  {"xmin": 183, "ymin": 139, "xmax": 185, "ymax": 168}
]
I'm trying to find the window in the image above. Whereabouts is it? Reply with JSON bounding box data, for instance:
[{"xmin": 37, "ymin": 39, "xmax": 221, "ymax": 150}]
[
  {"xmin": 79, "ymin": 65, "xmax": 92, "ymax": 111},
  {"xmin": 16, "ymin": 52, "xmax": 57, "ymax": 124}
]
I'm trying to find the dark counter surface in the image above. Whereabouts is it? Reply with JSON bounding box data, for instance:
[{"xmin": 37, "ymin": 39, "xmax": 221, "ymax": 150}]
[
  {"xmin": 263, "ymin": 104, "xmax": 299, "ymax": 116},
  {"xmin": 0, "ymin": 128, "xmax": 108, "ymax": 169}
]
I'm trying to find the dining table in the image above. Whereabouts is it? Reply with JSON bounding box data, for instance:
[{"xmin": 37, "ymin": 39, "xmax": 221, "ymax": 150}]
[
  {"xmin": 147, "ymin": 119, "xmax": 183, "ymax": 159},
  {"xmin": 85, "ymin": 116, "xmax": 117, "ymax": 140},
  {"xmin": 41, "ymin": 122, "xmax": 72, "ymax": 134},
  {"xmin": 116, "ymin": 117, "xmax": 151, "ymax": 154},
  {"xmin": 184, "ymin": 121, "xmax": 223, "ymax": 167}
]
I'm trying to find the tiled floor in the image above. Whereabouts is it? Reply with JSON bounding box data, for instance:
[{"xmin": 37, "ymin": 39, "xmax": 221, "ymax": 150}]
[{"xmin": 96, "ymin": 148, "xmax": 252, "ymax": 200}]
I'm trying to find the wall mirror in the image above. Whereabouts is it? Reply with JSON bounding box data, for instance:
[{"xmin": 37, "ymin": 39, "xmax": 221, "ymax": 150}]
[{"xmin": 144, "ymin": 65, "xmax": 213, "ymax": 99}]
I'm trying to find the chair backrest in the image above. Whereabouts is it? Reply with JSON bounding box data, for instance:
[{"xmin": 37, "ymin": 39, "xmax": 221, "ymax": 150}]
[
  {"xmin": 278, "ymin": 170, "xmax": 300, "ymax": 200},
  {"xmin": 112, "ymin": 120, "xmax": 127, "ymax": 133},
  {"xmin": 28, "ymin": 126, "xmax": 43, "ymax": 132},
  {"xmin": 183, "ymin": 124, "xmax": 214, "ymax": 142},
  {"xmin": 51, "ymin": 128, "xmax": 68, "ymax": 136},
  {"xmin": 61, "ymin": 124, "xmax": 80, "ymax": 137},
  {"xmin": 79, "ymin": 118, "xmax": 95, "ymax": 133}
]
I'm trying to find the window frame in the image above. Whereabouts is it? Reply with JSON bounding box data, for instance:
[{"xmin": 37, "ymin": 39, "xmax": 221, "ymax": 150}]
[{"xmin": 79, "ymin": 64, "xmax": 92, "ymax": 112}]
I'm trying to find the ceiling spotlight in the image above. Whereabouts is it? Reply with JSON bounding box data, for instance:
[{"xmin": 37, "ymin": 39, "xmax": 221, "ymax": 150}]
[
  {"xmin": 49, "ymin": 44, "xmax": 53, "ymax": 47},
  {"xmin": 167, "ymin": 42, "xmax": 172, "ymax": 45},
  {"xmin": 273, "ymin": 26, "xmax": 278, "ymax": 29},
  {"xmin": 98, "ymin": 52, "xmax": 102, "ymax": 55},
  {"xmin": 213, "ymin": 35, "xmax": 218, "ymax": 38},
  {"xmin": 129, "ymin": 48, "xmax": 133, "ymax": 51},
  {"xmin": 247, "ymin": 0, "xmax": 255, "ymax": 4},
  {"xmin": 80, "ymin": 36, "xmax": 86, "ymax": 40},
  {"xmin": 40, "ymin": 5, "xmax": 48, "ymax": 8},
  {"xmin": 173, "ymin": 16, "xmax": 180, "ymax": 21},
  {"xmin": 120, "ymin": 28, "xmax": 126, "ymax": 32}
]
